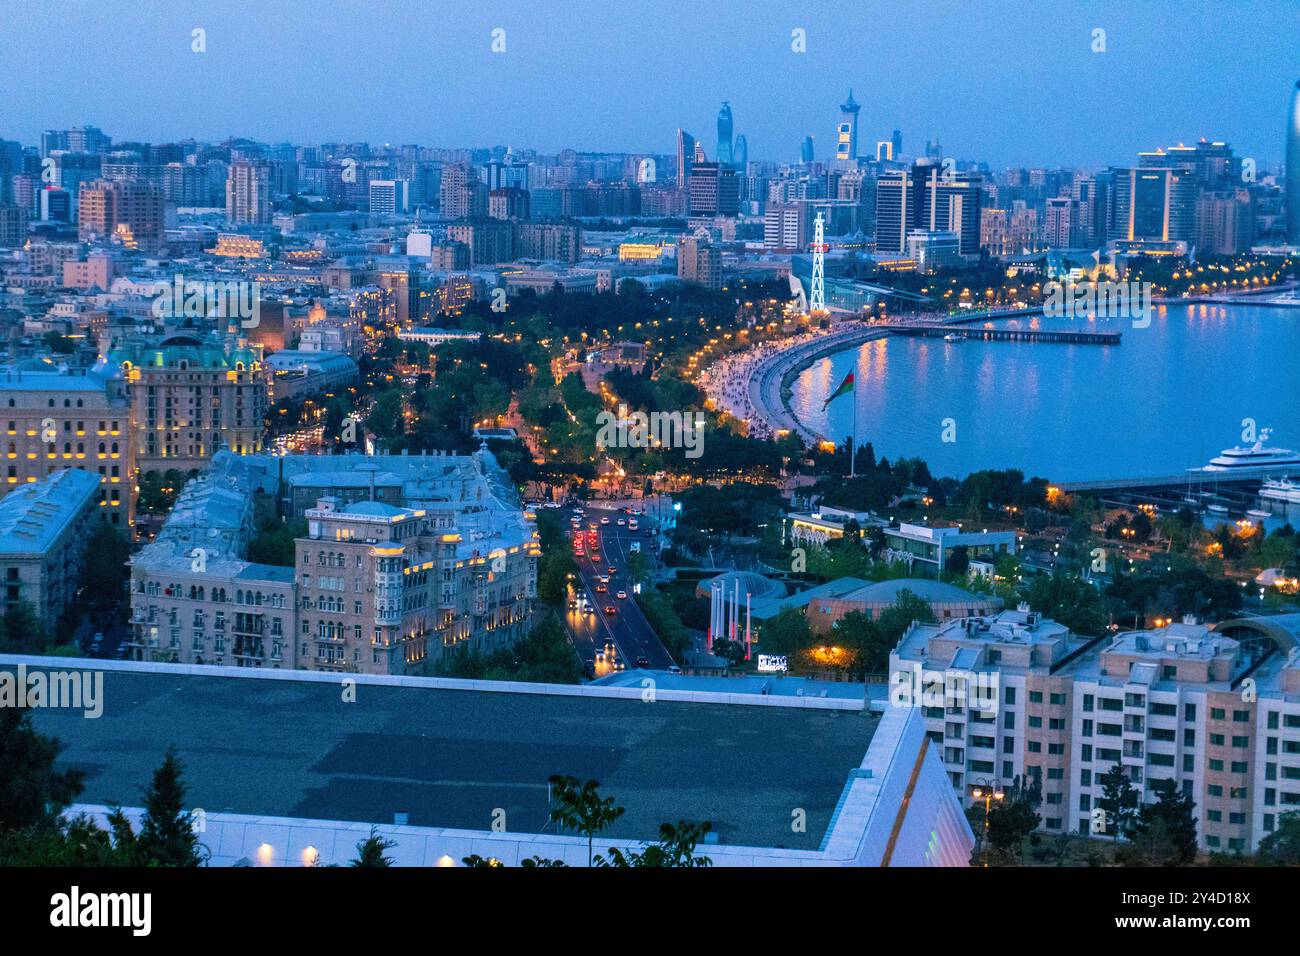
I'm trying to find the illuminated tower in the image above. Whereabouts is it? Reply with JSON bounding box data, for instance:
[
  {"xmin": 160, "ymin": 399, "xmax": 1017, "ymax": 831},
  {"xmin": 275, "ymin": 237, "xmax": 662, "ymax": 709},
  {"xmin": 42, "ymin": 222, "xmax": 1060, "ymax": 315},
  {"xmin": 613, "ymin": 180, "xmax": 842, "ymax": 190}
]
[
  {"xmin": 716, "ymin": 102, "xmax": 734, "ymax": 167},
  {"xmin": 810, "ymin": 212, "xmax": 827, "ymax": 314},
  {"xmin": 836, "ymin": 89, "xmax": 860, "ymax": 166}
]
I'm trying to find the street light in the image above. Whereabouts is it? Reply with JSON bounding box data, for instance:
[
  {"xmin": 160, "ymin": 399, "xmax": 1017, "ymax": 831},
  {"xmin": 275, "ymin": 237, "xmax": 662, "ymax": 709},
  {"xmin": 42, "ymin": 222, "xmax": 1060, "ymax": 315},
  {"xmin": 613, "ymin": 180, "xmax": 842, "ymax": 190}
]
[{"xmin": 970, "ymin": 777, "xmax": 1005, "ymax": 863}]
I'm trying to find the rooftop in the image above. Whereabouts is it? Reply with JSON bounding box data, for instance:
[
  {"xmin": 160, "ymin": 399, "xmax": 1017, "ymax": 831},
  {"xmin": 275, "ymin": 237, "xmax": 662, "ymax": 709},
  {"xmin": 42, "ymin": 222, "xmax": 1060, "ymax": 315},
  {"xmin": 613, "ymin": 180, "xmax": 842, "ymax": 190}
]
[
  {"xmin": 0, "ymin": 469, "xmax": 101, "ymax": 555},
  {"xmin": 20, "ymin": 662, "xmax": 878, "ymax": 849}
]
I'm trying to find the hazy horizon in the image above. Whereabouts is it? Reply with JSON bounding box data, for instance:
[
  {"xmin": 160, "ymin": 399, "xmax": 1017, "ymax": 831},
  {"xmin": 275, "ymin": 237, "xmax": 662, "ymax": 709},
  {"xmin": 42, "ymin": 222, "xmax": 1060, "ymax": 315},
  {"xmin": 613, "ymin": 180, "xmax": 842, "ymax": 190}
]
[{"xmin": 3, "ymin": 0, "xmax": 1298, "ymax": 168}]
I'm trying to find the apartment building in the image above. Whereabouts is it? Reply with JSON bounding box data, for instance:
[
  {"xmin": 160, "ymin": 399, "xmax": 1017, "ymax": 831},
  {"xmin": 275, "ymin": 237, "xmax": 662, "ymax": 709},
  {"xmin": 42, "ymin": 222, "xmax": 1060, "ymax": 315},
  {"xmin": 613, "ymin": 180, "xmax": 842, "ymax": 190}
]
[
  {"xmin": 890, "ymin": 607, "xmax": 1300, "ymax": 852},
  {"xmin": 126, "ymin": 448, "xmax": 540, "ymax": 675},
  {"xmin": 108, "ymin": 333, "xmax": 267, "ymax": 472},
  {"xmin": 0, "ymin": 363, "xmax": 135, "ymax": 525},
  {"xmin": 77, "ymin": 178, "xmax": 166, "ymax": 250},
  {"xmin": 0, "ymin": 468, "xmax": 102, "ymax": 632}
]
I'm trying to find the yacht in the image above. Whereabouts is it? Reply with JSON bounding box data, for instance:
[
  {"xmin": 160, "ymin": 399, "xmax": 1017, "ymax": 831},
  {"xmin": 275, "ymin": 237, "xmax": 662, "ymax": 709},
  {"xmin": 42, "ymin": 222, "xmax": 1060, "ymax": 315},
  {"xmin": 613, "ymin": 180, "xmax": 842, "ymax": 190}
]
[
  {"xmin": 1195, "ymin": 442, "xmax": 1300, "ymax": 473},
  {"xmin": 943, "ymin": 332, "xmax": 964, "ymax": 343},
  {"xmin": 1261, "ymin": 478, "xmax": 1300, "ymax": 504}
]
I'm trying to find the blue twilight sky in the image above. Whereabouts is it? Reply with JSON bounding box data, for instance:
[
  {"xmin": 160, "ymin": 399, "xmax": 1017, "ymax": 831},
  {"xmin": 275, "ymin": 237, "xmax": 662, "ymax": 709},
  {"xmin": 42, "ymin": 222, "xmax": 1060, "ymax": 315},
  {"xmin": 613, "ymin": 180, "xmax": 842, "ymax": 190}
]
[{"xmin": 2, "ymin": 0, "xmax": 1298, "ymax": 169}]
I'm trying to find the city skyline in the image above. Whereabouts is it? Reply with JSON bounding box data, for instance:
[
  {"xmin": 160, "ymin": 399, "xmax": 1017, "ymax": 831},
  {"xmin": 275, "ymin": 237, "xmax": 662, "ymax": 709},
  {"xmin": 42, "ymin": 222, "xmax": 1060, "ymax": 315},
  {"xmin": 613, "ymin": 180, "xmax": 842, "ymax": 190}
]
[{"xmin": 3, "ymin": 0, "xmax": 1298, "ymax": 167}]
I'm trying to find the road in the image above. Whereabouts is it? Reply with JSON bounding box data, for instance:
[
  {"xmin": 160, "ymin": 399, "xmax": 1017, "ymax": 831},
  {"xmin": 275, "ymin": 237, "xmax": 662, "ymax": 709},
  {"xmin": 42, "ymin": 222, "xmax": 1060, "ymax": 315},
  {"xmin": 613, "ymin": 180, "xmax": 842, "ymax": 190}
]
[{"xmin": 558, "ymin": 503, "xmax": 677, "ymax": 675}]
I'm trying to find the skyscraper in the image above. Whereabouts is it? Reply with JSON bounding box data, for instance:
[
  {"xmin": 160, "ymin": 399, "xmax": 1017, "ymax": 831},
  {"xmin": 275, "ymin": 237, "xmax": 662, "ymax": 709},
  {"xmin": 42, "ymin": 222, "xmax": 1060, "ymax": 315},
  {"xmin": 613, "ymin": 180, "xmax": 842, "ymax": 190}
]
[
  {"xmin": 800, "ymin": 136, "xmax": 815, "ymax": 164},
  {"xmin": 1288, "ymin": 79, "xmax": 1300, "ymax": 245},
  {"xmin": 733, "ymin": 134, "xmax": 748, "ymax": 168},
  {"xmin": 676, "ymin": 129, "xmax": 696, "ymax": 185},
  {"xmin": 226, "ymin": 160, "xmax": 271, "ymax": 225},
  {"xmin": 716, "ymin": 102, "xmax": 734, "ymax": 167},
  {"xmin": 836, "ymin": 89, "xmax": 860, "ymax": 165},
  {"xmin": 77, "ymin": 178, "xmax": 165, "ymax": 249}
]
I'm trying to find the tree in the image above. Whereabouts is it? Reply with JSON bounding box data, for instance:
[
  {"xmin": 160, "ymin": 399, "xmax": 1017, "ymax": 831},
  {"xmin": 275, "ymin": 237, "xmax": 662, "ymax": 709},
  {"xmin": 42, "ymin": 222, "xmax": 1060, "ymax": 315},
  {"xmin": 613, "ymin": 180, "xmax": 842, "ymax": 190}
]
[
  {"xmin": 352, "ymin": 827, "xmax": 396, "ymax": 867},
  {"xmin": 0, "ymin": 709, "xmax": 85, "ymax": 831},
  {"xmin": 712, "ymin": 638, "xmax": 746, "ymax": 667},
  {"xmin": 79, "ymin": 524, "xmax": 131, "ymax": 614},
  {"xmin": 110, "ymin": 746, "xmax": 206, "ymax": 866},
  {"xmin": 985, "ymin": 776, "xmax": 1041, "ymax": 855},
  {"xmin": 597, "ymin": 821, "xmax": 713, "ymax": 867},
  {"xmin": 758, "ymin": 607, "xmax": 811, "ymax": 656},
  {"xmin": 1120, "ymin": 778, "xmax": 1197, "ymax": 865},
  {"xmin": 1097, "ymin": 763, "xmax": 1140, "ymax": 840},
  {"xmin": 1256, "ymin": 811, "xmax": 1300, "ymax": 864},
  {"xmin": 547, "ymin": 775, "xmax": 625, "ymax": 867}
]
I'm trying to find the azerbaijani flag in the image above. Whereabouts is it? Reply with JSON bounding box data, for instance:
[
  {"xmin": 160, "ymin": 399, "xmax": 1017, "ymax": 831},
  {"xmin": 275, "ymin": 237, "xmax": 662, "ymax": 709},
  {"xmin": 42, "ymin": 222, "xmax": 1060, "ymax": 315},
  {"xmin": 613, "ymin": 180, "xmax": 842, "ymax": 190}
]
[{"xmin": 822, "ymin": 371, "xmax": 854, "ymax": 410}]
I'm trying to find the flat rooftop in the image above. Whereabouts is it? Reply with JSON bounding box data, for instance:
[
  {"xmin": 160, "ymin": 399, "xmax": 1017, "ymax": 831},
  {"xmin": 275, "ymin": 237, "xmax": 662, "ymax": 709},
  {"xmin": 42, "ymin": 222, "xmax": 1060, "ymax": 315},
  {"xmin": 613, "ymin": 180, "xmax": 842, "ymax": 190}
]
[{"xmin": 17, "ymin": 663, "xmax": 877, "ymax": 850}]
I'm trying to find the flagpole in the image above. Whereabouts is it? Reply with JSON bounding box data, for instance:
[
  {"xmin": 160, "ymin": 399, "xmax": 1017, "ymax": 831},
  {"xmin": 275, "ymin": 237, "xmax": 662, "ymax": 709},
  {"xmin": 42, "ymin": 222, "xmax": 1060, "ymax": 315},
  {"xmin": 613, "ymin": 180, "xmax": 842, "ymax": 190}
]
[{"xmin": 849, "ymin": 372, "xmax": 857, "ymax": 479}]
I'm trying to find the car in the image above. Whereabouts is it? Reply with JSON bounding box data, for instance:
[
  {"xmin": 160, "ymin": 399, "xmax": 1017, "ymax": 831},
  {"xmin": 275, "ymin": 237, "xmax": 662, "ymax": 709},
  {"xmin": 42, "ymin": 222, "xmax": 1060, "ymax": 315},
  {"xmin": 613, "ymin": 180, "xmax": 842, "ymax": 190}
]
[
  {"xmin": 595, "ymin": 649, "xmax": 605, "ymax": 661},
  {"xmin": 600, "ymin": 516, "xmax": 610, "ymax": 525},
  {"xmin": 570, "ymin": 517, "xmax": 580, "ymax": 525},
  {"xmin": 590, "ymin": 553, "xmax": 600, "ymax": 561},
  {"xmin": 604, "ymin": 605, "xmax": 616, "ymax": 614},
  {"xmin": 613, "ymin": 660, "xmax": 625, "ymax": 671},
  {"xmin": 668, "ymin": 665, "xmax": 683, "ymax": 675},
  {"xmin": 632, "ymin": 508, "xmax": 643, "ymax": 516},
  {"xmin": 635, "ymin": 656, "xmax": 650, "ymax": 668},
  {"xmin": 616, "ymin": 590, "xmax": 627, "ymax": 599},
  {"xmin": 595, "ymin": 584, "xmax": 607, "ymax": 593},
  {"xmin": 629, "ymin": 541, "xmax": 640, "ymax": 553},
  {"xmin": 584, "ymin": 606, "xmax": 595, "ymax": 616},
  {"xmin": 606, "ymin": 567, "xmax": 616, "ymax": 575},
  {"xmin": 616, "ymin": 518, "xmax": 626, "ymax": 526},
  {"xmin": 628, "ymin": 519, "xmax": 638, "ymax": 531}
]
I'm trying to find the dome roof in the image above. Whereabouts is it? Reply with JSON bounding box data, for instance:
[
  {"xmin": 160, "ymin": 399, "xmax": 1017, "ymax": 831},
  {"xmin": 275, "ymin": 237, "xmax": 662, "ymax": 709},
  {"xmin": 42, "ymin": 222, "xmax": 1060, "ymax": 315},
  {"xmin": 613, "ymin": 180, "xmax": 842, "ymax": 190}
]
[{"xmin": 695, "ymin": 571, "xmax": 786, "ymax": 602}]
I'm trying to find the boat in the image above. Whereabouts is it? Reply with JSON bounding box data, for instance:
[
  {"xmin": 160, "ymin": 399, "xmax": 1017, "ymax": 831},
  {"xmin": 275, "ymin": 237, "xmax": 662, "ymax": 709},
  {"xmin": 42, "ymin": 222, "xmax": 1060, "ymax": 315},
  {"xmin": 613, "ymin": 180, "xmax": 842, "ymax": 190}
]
[
  {"xmin": 1246, "ymin": 509, "xmax": 1271, "ymax": 520},
  {"xmin": 1260, "ymin": 478, "xmax": 1300, "ymax": 504},
  {"xmin": 1206, "ymin": 503, "xmax": 1230, "ymax": 515},
  {"xmin": 1194, "ymin": 441, "xmax": 1300, "ymax": 473},
  {"xmin": 943, "ymin": 332, "xmax": 964, "ymax": 343}
]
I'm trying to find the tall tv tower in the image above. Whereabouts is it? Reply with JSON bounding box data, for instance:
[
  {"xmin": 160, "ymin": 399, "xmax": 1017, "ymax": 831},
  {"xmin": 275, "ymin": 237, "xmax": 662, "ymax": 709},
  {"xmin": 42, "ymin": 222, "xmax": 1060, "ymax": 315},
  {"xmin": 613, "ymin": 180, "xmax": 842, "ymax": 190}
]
[{"xmin": 809, "ymin": 212, "xmax": 827, "ymax": 314}]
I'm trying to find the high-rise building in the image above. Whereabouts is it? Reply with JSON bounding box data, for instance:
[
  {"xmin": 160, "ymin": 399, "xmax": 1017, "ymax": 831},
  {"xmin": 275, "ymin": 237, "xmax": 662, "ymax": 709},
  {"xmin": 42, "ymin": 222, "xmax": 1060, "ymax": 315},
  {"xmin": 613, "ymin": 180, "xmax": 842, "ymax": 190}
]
[
  {"xmin": 488, "ymin": 187, "xmax": 530, "ymax": 220},
  {"xmin": 1287, "ymin": 80, "xmax": 1300, "ymax": 245},
  {"xmin": 876, "ymin": 162, "xmax": 982, "ymax": 257},
  {"xmin": 676, "ymin": 236, "xmax": 722, "ymax": 290},
  {"xmin": 1111, "ymin": 167, "xmax": 1197, "ymax": 242},
  {"xmin": 800, "ymin": 136, "xmax": 815, "ymax": 164},
  {"xmin": 446, "ymin": 218, "xmax": 514, "ymax": 266},
  {"xmin": 687, "ymin": 162, "xmax": 740, "ymax": 218},
  {"xmin": 892, "ymin": 608, "xmax": 1300, "ymax": 852},
  {"xmin": 77, "ymin": 178, "xmax": 166, "ymax": 249},
  {"xmin": 225, "ymin": 160, "xmax": 272, "ymax": 225},
  {"xmin": 836, "ymin": 89, "xmax": 860, "ymax": 165},
  {"xmin": 514, "ymin": 220, "xmax": 581, "ymax": 262},
  {"xmin": 764, "ymin": 201, "xmax": 813, "ymax": 252},
  {"xmin": 0, "ymin": 204, "xmax": 28, "ymax": 247},
  {"xmin": 440, "ymin": 163, "xmax": 488, "ymax": 219},
  {"xmin": 50, "ymin": 151, "xmax": 102, "ymax": 220},
  {"xmin": 716, "ymin": 102, "xmax": 734, "ymax": 167},
  {"xmin": 1045, "ymin": 196, "xmax": 1083, "ymax": 247},
  {"xmin": 676, "ymin": 129, "xmax": 696, "ymax": 186},
  {"xmin": 733, "ymin": 134, "xmax": 749, "ymax": 168},
  {"xmin": 368, "ymin": 179, "xmax": 411, "ymax": 216}
]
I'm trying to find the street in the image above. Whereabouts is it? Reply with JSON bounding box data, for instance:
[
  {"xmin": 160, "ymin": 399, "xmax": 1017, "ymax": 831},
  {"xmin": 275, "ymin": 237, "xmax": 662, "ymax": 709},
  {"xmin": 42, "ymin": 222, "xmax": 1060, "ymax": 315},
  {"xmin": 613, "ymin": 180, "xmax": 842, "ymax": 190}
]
[{"xmin": 558, "ymin": 502, "xmax": 677, "ymax": 675}]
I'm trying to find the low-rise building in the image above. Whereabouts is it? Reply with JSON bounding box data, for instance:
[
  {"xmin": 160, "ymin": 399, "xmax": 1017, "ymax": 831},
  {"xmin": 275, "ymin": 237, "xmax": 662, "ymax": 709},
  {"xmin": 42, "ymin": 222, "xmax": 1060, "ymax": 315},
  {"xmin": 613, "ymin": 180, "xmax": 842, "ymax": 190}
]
[{"xmin": 0, "ymin": 468, "xmax": 102, "ymax": 631}]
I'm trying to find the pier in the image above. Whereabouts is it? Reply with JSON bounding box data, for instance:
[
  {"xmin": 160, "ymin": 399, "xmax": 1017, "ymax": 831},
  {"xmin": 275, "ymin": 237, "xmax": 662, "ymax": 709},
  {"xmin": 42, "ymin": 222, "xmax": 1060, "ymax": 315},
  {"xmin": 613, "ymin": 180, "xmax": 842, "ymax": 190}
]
[{"xmin": 886, "ymin": 326, "xmax": 1121, "ymax": 345}]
